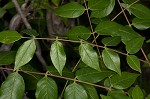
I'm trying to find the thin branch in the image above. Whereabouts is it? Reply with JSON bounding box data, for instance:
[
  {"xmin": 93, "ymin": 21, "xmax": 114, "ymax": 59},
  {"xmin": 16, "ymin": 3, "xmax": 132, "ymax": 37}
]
[{"xmin": 140, "ymin": 48, "xmax": 150, "ymax": 66}]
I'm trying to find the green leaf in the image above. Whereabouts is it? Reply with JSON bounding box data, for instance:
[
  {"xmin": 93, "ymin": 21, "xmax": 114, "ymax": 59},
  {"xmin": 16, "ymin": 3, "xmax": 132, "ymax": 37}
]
[
  {"xmin": 110, "ymin": 72, "xmax": 139, "ymax": 89},
  {"xmin": 76, "ymin": 67, "xmax": 113, "ymax": 83},
  {"xmin": 0, "ymin": 51, "xmax": 16, "ymax": 65},
  {"xmin": 100, "ymin": 94, "xmax": 113, "ymax": 99},
  {"xmin": 132, "ymin": 85, "xmax": 144, "ymax": 99},
  {"xmin": 65, "ymin": 26, "xmax": 91, "ymax": 41},
  {"xmin": 14, "ymin": 39, "xmax": 36, "ymax": 70},
  {"xmin": 54, "ymin": 2, "xmax": 85, "ymax": 18},
  {"xmin": 122, "ymin": 0, "xmax": 137, "ymax": 4},
  {"xmin": 126, "ymin": 37, "xmax": 144, "ymax": 54},
  {"xmin": 35, "ymin": 76, "xmax": 58, "ymax": 99},
  {"xmin": 52, "ymin": 0, "xmax": 60, "ymax": 6},
  {"xmin": 82, "ymin": 84, "xmax": 99, "ymax": 99},
  {"xmin": 2, "ymin": 2, "xmax": 14, "ymax": 9},
  {"xmin": 89, "ymin": 0, "xmax": 115, "ymax": 18},
  {"xmin": 132, "ymin": 18, "xmax": 150, "ymax": 30},
  {"xmin": 129, "ymin": 4, "xmax": 150, "ymax": 19},
  {"xmin": 102, "ymin": 48, "xmax": 121, "ymax": 75},
  {"xmin": 101, "ymin": 36, "xmax": 121, "ymax": 46},
  {"xmin": 0, "ymin": 8, "xmax": 6, "ymax": 18},
  {"xmin": 146, "ymin": 96, "xmax": 150, "ymax": 99},
  {"xmin": 127, "ymin": 55, "xmax": 141, "ymax": 73},
  {"xmin": 0, "ymin": 72, "xmax": 25, "ymax": 99},
  {"xmin": 79, "ymin": 43, "xmax": 100, "ymax": 71},
  {"xmin": 21, "ymin": 29, "xmax": 39, "ymax": 36},
  {"xmin": 0, "ymin": 30, "xmax": 22, "ymax": 44},
  {"xmin": 64, "ymin": 83, "xmax": 88, "ymax": 99},
  {"xmin": 50, "ymin": 40, "xmax": 66, "ymax": 75}
]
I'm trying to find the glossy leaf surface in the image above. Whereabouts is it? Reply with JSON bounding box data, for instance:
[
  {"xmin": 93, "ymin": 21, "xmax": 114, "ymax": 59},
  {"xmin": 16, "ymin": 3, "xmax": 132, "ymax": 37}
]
[
  {"xmin": 66, "ymin": 26, "xmax": 91, "ymax": 40},
  {"xmin": 54, "ymin": 2, "xmax": 85, "ymax": 18},
  {"xmin": 35, "ymin": 76, "xmax": 58, "ymax": 99},
  {"xmin": 101, "ymin": 36, "xmax": 121, "ymax": 46},
  {"xmin": 14, "ymin": 39, "xmax": 36, "ymax": 70},
  {"xmin": 79, "ymin": 43, "xmax": 100, "ymax": 71},
  {"xmin": 50, "ymin": 40, "xmax": 66, "ymax": 75},
  {"xmin": 76, "ymin": 67, "xmax": 113, "ymax": 83},
  {"xmin": 110, "ymin": 72, "xmax": 139, "ymax": 89},
  {"xmin": 102, "ymin": 48, "xmax": 121, "ymax": 75},
  {"xmin": 0, "ymin": 30, "xmax": 22, "ymax": 44},
  {"xmin": 64, "ymin": 83, "xmax": 88, "ymax": 99},
  {"xmin": 127, "ymin": 55, "xmax": 141, "ymax": 73},
  {"xmin": 0, "ymin": 72, "xmax": 25, "ymax": 99}
]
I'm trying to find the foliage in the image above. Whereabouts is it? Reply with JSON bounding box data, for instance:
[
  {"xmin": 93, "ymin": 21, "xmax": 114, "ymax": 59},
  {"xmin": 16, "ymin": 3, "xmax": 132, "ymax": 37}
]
[{"xmin": 0, "ymin": 0, "xmax": 150, "ymax": 98}]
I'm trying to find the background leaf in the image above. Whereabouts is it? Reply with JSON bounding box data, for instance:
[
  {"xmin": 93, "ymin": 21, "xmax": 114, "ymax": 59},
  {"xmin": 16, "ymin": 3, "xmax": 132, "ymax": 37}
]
[
  {"xmin": 79, "ymin": 43, "xmax": 100, "ymax": 71},
  {"xmin": 50, "ymin": 40, "xmax": 66, "ymax": 75},
  {"xmin": 35, "ymin": 76, "xmax": 58, "ymax": 99},
  {"xmin": 126, "ymin": 37, "xmax": 144, "ymax": 54},
  {"xmin": 0, "ymin": 72, "xmax": 25, "ymax": 99},
  {"xmin": 21, "ymin": 29, "xmax": 39, "ymax": 36},
  {"xmin": 100, "ymin": 94, "xmax": 113, "ymax": 99},
  {"xmin": 14, "ymin": 39, "xmax": 36, "ymax": 70},
  {"xmin": 127, "ymin": 55, "xmax": 141, "ymax": 73},
  {"xmin": 101, "ymin": 36, "xmax": 121, "ymax": 46},
  {"xmin": 65, "ymin": 26, "xmax": 91, "ymax": 40},
  {"xmin": 54, "ymin": 2, "xmax": 85, "ymax": 18},
  {"xmin": 0, "ymin": 30, "xmax": 22, "ymax": 44},
  {"xmin": 64, "ymin": 83, "xmax": 88, "ymax": 99},
  {"xmin": 110, "ymin": 72, "xmax": 139, "ymax": 89},
  {"xmin": 76, "ymin": 67, "xmax": 113, "ymax": 83},
  {"xmin": 0, "ymin": 51, "xmax": 16, "ymax": 65},
  {"xmin": 132, "ymin": 85, "xmax": 144, "ymax": 99},
  {"xmin": 102, "ymin": 48, "xmax": 121, "ymax": 75},
  {"xmin": 132, "ymin": 18, "xmax": 150, "ymax": 30},
  {"xmin": 130, "ymin": 4, "xmax": 150, "ymax": 19}
]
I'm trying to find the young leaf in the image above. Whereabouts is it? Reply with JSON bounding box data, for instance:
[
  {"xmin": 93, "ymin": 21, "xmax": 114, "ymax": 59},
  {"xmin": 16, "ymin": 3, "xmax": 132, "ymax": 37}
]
[
  {"xmin": 64, "ymin": 83, "xmax": 88, "ymax": 99},
  {"xmin": 0, "ymin": 51, "xmax": 16, "ymax": 65},
  {"xmin": 102, "ymin": 48, "xmax": 121, "ymax": 75},
  {"xmin": 132, "ymin": 18, "xmax": 150, "ymax": 30},
  {"xmin": 0, "ymin": 30, "xmax": 22, "ymax": 44},
  {"xmin": 130, "ymin": 4, "xmax": 150, "ymax": 19},
  {"xmin": 79, "ymin": 43, "xmax": 100, "ymax": 71},
  {"xmin": 82, "ymin": 84, "xmax": 99, "ymax": 99},
  {"xmin": 100, "ymin": 94, "xmax": 113, "ymax": 99},
  {"xmin": 132, "ymin": 85, "xmax": 144, "ymax": 99},
  {"xmin": 50, "ymin": 40, "xmax": 66, "ymax": 75},
  {"xmin": 110, "ymin": 72, "xmax": 139, "ymax": 89},
  {"xmin": 35, "ymin": 76, "xmax": 58, "ymax": 99},
  {"xmin": 127, "ymin": 55, "xmax": 141, "ymax": 73},
  {"xmin": 126, "ymin": 37, "xmax": 144, "ymax": 54},
  {"xmin": 90, "ymin": 0, "xmax": 115, "ymax": 18},
  {"xmin": 76, "ymin": 67, "xmax": 113, "ymax": 83},
  {"xmin": 0, "ymin": 72, "xmax": 25, "ymax": 99},
  {"xmin": 65, "ymin": 26, "xmax": 91, "ymax": 41},
  {"xmin": 21, "ymin": 29, "xmax": 39, "ymax": 36},
  {"xmin": 101, "ymin": 36, "xmax": 121, "ymax": 46},
  {"xmin": 54, "ymin": 2, "xmax": 85, "ymax": 18},
  {"xmin": 14, "ymin": 39, "xmax": 36, "ymax": 70}
]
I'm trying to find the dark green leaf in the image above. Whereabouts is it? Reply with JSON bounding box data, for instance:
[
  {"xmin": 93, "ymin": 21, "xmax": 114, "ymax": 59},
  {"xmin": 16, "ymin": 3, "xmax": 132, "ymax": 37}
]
[
  {"xmin": 132, "ymin": 18, "xmax": 150, "ymax": 30},
  {"xmin": 21, "ymin": 29, "xmax": 39, "ymax": 36},
  {"xmin": 79, "ymin": 43, "xmax": 100, "ymax": 71},
  {"xmin": 100, "ymin": 94, "xmax": 113, "ymax": 99},
  {"xmin": 127, "ymin": 55, "xmax": 141, "ymax": 73},
  {"xmin": 52, "ymin": 0, "xmax": 60, "ymax": 6},
  {"xmin": 0, "ymin": 8, "xmax": 6, "ymax": 18},
  {"xmin": 110, "ymin": 72, "xmax": 139, "ymax": 89},
  {"xmin": 76, "ymin": 67, "xmax": 113, "ymax": 83},
  {"xmin": 64, "ymin": 83, "xmax": 88, "ymax": 99},
  {"xmin": 0, "ymin": 30, "xmax": 22, "ymax": 44},
  {"xmin": 35, "ymin": 76, "xmax": 58, "ymax": 99},
  {"xmin": 89, "ymin": 0, "xmax": 115, "ymax": 18},
  {"xmin": 0, "ymin": 72, "xmax": 25, "ymax": 99},
  {"xmin": 14, "ymin": 39, "xmax": 36, "ymax": 70},
  {"xmin": 54, "ymin": 2, "xmax": 85, "ymax": 18},
  {"xmin": 146, "ymin": 96, "xmax": 150, "ymax": 99},
  {"xmin": 0, "ymin": 51, "xmax": 16, "ymax": 65},
  {"xmin": 132, "ymin": 85, "xmax": 144, "ymax": 99},
  {"xmin": 65, "ymin": 26, "xmax": 91, "ymax": 40},
  {"xmin": 102, "ymin": 48, "xmax": 121, "ymax": 75},
  {"xmin": 82, "ymin": 84, "xmax": 99, "ymax": 99},
  {"xmin": 126, "ymin": 37, "xmax": 144, "ymax": 54},
  {"xmin": 101, "ymin": 36, "xmax": 121, "ymax": 46},
  {"xmin": 130, "ymin": 4, "xmax": 150, "ymax": 19},
  {"xmin": 122, "ymin": 0, "xmax": 137, "ymax": 4},
  {"xmin": 50, "ymin": 40, "xmax": 66, "ymax": 75},
  {"xmin": 2, "ymin": 2, "xmax": 14, "ymax": 9}
]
